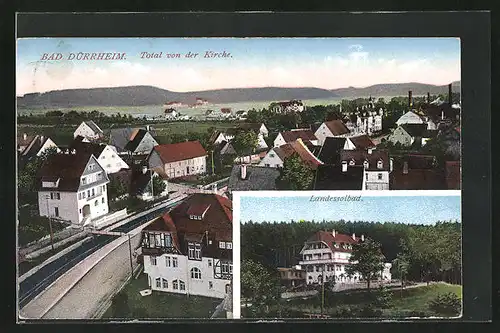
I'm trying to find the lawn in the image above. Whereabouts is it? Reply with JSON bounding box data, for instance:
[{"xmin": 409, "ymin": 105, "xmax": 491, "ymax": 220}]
[
  {"xmin": 249, "ymin": 282, "xmax": 462, "ymax": 319},
  {"xmin": 102, "ymin": 273, "xmax": 223, "ymax": 319}
]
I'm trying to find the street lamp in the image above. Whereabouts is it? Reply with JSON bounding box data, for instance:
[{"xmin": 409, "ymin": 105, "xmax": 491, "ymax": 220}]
[
  {"xmin": 142, "ymin": 166, "xmax": 154, "ymax": 199},
  {"xmin": 44, "ymin": 194, "xmax": 55, "ymax": 251}
]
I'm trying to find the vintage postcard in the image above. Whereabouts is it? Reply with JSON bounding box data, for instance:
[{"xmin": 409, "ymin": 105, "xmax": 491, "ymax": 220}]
[
  {"xmin": 16, "ymin": 37, "xmax": 460, "ymax": 321},
  {"xmin": 233, "ymin": 191, "xmax": 462, "ymax": 319}
]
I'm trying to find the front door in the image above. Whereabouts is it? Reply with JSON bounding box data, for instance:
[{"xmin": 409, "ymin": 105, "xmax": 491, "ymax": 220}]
[{"xmin": 82, "ymin": 204, "xmax": 91, "ymax": 218}]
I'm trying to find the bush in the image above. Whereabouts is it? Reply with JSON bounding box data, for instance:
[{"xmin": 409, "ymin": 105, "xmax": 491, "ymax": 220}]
[
  {"xmin": 428, "ymin": 292, "xmax": 461, "ymax": 317},
  {"xmin": 371, "ymin": 285, "xmax": 393, "ymax": 309}
]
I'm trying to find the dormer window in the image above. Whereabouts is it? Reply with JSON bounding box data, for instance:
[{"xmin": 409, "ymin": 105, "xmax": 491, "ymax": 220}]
[
  {"xmin": 88, "ymin": 164, "xmax": 95, "ymax": 171},
  {"xmin": 81, "ymin": 177, "xmax": 87, "ymax": 185},
  {"xmin": 377, "ymin": 160, "xmax": 383, "ymax": 169},
  {"xmin": 349, "ymin": 160, "xmax": 355, "ymax": 166},
  {"xmin": 219, "ymin": 241, "xmax": 226, "ymax": 249},
  {"xmin": 363, "ymin": 160, "xmax": 369, "ymax": 169}
]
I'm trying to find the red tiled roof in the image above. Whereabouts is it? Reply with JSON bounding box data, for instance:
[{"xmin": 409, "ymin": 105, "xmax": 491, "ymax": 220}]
[
  {"xmin": 348, "ymin": 135, "xmax": 375, "ymax": 149},
  {"xmin": 221, "ymin": 108, "xmax": 232, "ymax": 113},
  {"xmin": 274, "ymin": 140, "xmax": 323, "ymax": 170},
  {"xmin": 307, "ymin": 231, "xmax": 361, "ymax": 253},
  {"xmin": 187, "ymin": 203, "xmax": 211, "ymax": 217},
  {"xmin": 280, "ymin": 129, "xmax": 317, "ymax": 143},
  {"xmin": 323, "ymin": 120, "xmax": 350, "ymax": 136},
  {"xmin": 152, "ymin": 141, "xmax": 207, "ymax": 164}
]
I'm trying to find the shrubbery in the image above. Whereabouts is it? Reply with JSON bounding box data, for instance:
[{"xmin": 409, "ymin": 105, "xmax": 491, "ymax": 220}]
[{"xmin": 428, "ymin": 292, "xmax": 461, "ymax": 317}]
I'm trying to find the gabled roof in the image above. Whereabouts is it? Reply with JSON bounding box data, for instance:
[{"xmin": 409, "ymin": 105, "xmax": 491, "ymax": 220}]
[
  {"xmin": 20, "ymin": 135, "xmax": 52, "ymax": 159},
  {"xmin": 69, "ymin": 136, "xmax": 107, "ymax": 157},
  {"xmin": 322, "ymin": 120, "xmax": 350, "ymax": 136},
  {"xmin": 37, "ymin": 152, "xmax": 98, "ymax": 192},
  {"xmin": 152, "ymin": 141, "xmax": 207, "ymax": 164},
  {"xmin": 274, "ymin": 139, "xmax": 323, "ymax": 170},
  {"xmin": 340, "ymin": 149, "xmax": 390, "ymax": 171},
  {"xmin": 83, "ymin": 120, "xmax": 103, "ymax": 134},
  {"xmin": 314, "ymin": 164, "xmax": 364, "ymax": 190},
  {"xmin": 143, "ymin": 193, "xmax": 232, "ymax": 248},
  {"xmin": 124, "ymin": 129, "xmax": 151, "ymax": 152},
  {"xmin": 400, "ymin": 124, "xmax": 429, "ymax": 138},
  {"xmin": 18, "ymin": 133, "xmax": 36, "ymax": 148},
  {"xmin": 280, "ymin": 129, "xmax": 317, "ymax": 143},
  {"xmin": 349, "ymin": 135, "xmax": 376, "ymax": 150},
  {"xmin": 109, "ymin": 127, "xmax": 157, "ymax": 152},
  {"xmin": 306, "ymin": 230, "xmax": 361, "ymax": 253},
  {"xmin": 228, "ymin": 165, "xmax": 280, "ymax": 191},
  {"xmin": 318, "ymin": 137, "xmax": 346, "ymax": 165}
]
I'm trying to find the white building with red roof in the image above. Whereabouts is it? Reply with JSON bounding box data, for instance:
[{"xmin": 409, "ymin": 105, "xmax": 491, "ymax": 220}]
[
  {"xmin": 141, "ymin": 193, "xmax": 233, "ymax": 299},
  {"xmin": 314, "ymin": 120, "xmax": 351, "ymax": 146},
  {"xmin": 147, "ymin": 141, "xmax": 207, "ymax": 179},
  {"xmin": 299, "ymin": 230, "xmax": 391, "ymax": 285}
]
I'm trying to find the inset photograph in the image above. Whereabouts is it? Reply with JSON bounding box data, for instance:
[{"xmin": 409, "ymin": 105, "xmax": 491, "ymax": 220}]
[{"xmin": 235, "ymin": 191, "xmax": 461, "ymax": 319}]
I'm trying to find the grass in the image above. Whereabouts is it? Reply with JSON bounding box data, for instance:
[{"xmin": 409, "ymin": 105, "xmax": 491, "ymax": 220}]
[
  {"xmin": 102, "ymin": 273, "xmax": 222, "ymax": 319},
  {"xmin": 253, "ymin": 282, "xmax": 462, "ymax": 319}
]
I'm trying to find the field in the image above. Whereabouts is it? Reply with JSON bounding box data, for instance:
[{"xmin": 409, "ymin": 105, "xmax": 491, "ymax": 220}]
[{"xmin": 101, "ymin": 273, "xmax": 223, "ymax": 319}]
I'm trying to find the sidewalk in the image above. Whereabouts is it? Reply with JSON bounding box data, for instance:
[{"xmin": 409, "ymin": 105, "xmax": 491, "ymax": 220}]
[{"xmin": 19, "ymin": 220, "xmax": 150, "ymax": 319}]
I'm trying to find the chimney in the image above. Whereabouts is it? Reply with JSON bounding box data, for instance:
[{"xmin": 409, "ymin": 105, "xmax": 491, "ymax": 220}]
[
  {"xmin": 390, "ymin": 158, "xmax": 394, "ymax": 172},
  {"xmin": 448, "ymin": 83, "xmax": 453, "ymax": 106},
  {"xmin": 361, "ymin": 234, "xmax": 365, "ymax": 241},
  {"xmin": 240, "ymin": 164, "xmax": 247, "ymax": 180},
  {"xmin": 408, "ymin": 91, "xmax": 413, "ymax": 108},
  {"xmin": 341, "ymin": 161, "xmax": 348, "ymax": 172},
  {"xmin": 441, "ymin": 110, "xmax": 445, "ymax": 120},
  {"xmin": 427, "ymin": 92, "xmax": 431, "ymax": 104},
  {"xmin": 403, "ymin": 161, "xmax": 409, "ymax": 175},
  {"xmin": 368, "ymin": 148, "xmax": 373, "ymax": 155},
  {"xmin": 23, "ymin": 133, "xmax": 27, "ymax": 141},
  {"xmin": 40, "ymin": 135, "xmax": 44, "ymax": 143},
  {"xmin": 146, "ymin": 125, "xmax": 150, "ymax": 131},
  {"xmin": 352, "ymin": 232, "xmax": 356, "ymax": 240},
  {"xmin": 332, "ymin": 229, "xmax": 336, "ymax": 237}
]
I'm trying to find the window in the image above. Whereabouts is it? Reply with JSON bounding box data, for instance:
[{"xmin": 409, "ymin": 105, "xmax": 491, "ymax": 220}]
[
  {"xmin": 378, "ymin": 173, "xmax": 383, "ymax": 180},
  {"xmin": 79, "ymin": 209, "xmax": 82, "ymax": 214},
  {"xmin": 179, "ymin": 281, "xmax": 185, "ymax": 291},
  {"xmin": 349, "ymin": 160, "xmax": 355, "ymax": 166},
  {"xmin": 226, "ymin": 242, "xmax": 233, "ymax": 250},
  {"xmin": 55, "ymin": 193, "xmax": 60, "ymax": 200},
  {"xmin": 82, "ymin": 177, "xmax": 87, "ymax": 185},
  {"xmin": 172, "ymin": 257, "xmax": 178, "ymax": 267},
  {"xmin": 165, "ymin": 256, "xmax": 171, "ymax": 267},
  {"xmin": 102, "ymin": 197, "xmax": 105, "ymax": 204},
  {"xmin": 209, "ymin": 281, "xmax": 213, "ymax": 289},
  {"xmin": 219, "ymin": 241, "xmax": 226, "ymax": 249},
  {"xmin": 188, "ymin": 242, "xmax": 202, "ymax": 260},
  {"xmin": 188, "ymin": 243, "xmax": 195, "ymax": 258},
  {"xmin": 95, "ymin": 200, "xmax": 98, "ymax": 206},
  {"xmin": 173, "ymin": 280, "xmax": 178, "ymax": 290},
  {"xmin": 229, "ymin": 263, "xmax": 233, "ymax": 274},
  {"xmin": 191, "ymin": 267, "xmax": 202, "ymax": 279},
  {"xmin": 88, "ymin": 164, "xmax": 95, "ymax": 171},
  {"xmin": 377, "ymin": 160, "xmax": 383, "ymax": 169},
  {"xmin": 50, "ymin": 192, "xmax": 54, "ymax": 200},
  {"xmin": 195, "ymin": 243, "xmax": 201, "ymax": 259},
  {"xmin": 150, "ymin": 256, "xmax": 157, "ymax": 266},
  {"xmin": 102, "ymin": 185, "xmax": 106, "ymax": 192},
  {"xmin": 162, "ymin": 278, "xmax": 168, "ymax": 288},
  {"xmin": 87, "ymin": 190, "xmax": 90, "ymax": 197},
  {"xmin": 365, "ymin": 173, "xmax": 368, "ymax": 181},
  {"xmin": 92, "ymin": 188, "xmax": 95, "ymax": 196},
  {"xmin": 208, "ymin": 260, "xmax": 212, "ymax": 267},
  {"xmin": 363, "ymin": 161, "xmax": 369, "ymax": 169},
  {"xmin": 54, "ymin": 207, "xmax": 59, "ymax": 217},
  {"xmin": 155, "ymin": 278, "xmax": 161, "ymax": 288},
  {"xmin": 221, "ymin": 262, "xmax": 230, "ymax": 274}
]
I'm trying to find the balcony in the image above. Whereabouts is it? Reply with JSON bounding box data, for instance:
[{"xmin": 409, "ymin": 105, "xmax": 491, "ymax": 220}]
[{"xmin": 299, "ymin": 258, "xmax": 350, "ymax": 266}]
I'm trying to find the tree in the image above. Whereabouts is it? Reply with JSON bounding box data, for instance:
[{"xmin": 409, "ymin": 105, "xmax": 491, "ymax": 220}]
[
  {"xmin": 392, "ymin": 250, "xmax": 410, "ymax": 293},
  {"xmin": 108, "ymin": 177, "xmax": 128, "ymax": 200},
  {"xmin": 428, "ymin": 292, "xmax": 461, "ymax": 317},
  {"xmin": 346, "ymin": 238, "xmax": 386, "ymax": 292},
  {"xmin": 276, "ymin": 154, "xmax": 314, "ymax": 190},
  {"xmin": 232, "ymin": 130, "xmax": 258, "ymax": 160},
  {"xmin": 241, "ymin": 259, "xmax": 281, "ymax": 315},
  {"xmin": 152, "ymin": 175, "xmax": 166, "ymax": 196}
]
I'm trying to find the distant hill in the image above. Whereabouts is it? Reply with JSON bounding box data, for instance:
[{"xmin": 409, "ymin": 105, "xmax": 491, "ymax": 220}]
[
  {"xmin": 17, "ymin": 81, "xmax": 460, "ymax": 108},
  {"xmin": 331, "ymin": 81, "xmax": 461, "ymax": 98}
]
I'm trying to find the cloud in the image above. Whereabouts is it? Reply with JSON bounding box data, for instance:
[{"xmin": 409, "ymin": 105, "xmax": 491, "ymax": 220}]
[{"xmin": 348, "ymin": 44, "xmax": 364, "ymax": 52}]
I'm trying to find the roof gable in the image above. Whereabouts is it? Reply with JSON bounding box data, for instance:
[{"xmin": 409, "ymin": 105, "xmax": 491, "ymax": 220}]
[
  {"xmin": 322, "ymin": 120, "xmax": 350, "ymax": 136},
  {"xmin": 152, "ymin": 141, "xmax": 207, "ymax": 164}
]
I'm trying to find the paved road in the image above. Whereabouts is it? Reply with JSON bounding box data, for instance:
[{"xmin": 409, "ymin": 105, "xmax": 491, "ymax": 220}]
[
  {"xmin": 42, "ymin": 232, "xmax": 142, "ymax": 319},
  {"xmin": 18, "ymin": 200, "xmax": 177, "ymax": 309}
]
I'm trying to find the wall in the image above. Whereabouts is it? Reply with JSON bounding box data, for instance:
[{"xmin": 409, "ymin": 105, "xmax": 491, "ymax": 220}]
[
  {"xmin": 258, "ymin": 149, "xmax": 283, "ymax": 168},
  {"xmin": 38, "ymin": 191, "xmax": 79, "ymax": 225},
  {"xmin": 389, "ymin": 127, "xmax": 412, "ymax": 146},
  {"xmin": 365, "ymin": 171, "xmax": 390, "ymax": 190},
  {"xmin": 144, "ymin": 254, "xmax": 230, "ymax": 299},
  {"xmin": 273, "ymin": 134, "xmax": 287, "ymax": 148},
  {"xmin": 164, "ymin": 156, "xmax": 207, "ymax": 178},
  {"xmin": 134, "ymin": 132, "xmax": 158, "ymax": 155},
  {"xmin": 97, "ymin": 146, "xmax": 129, "ymax": 174},
  {"xmin": 74, "ymin": 123, "xmax": 99, "ymax": 140}
]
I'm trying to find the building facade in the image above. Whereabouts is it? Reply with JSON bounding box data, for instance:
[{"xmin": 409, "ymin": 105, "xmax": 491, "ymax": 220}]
[
  {"xmin": 314, "ymin": 120, "xmax": 351, "ymax": 146},
  {"xmin": 148, "ymin": 141, "xmax": 207, "ymax": 179},
  {"xmin": 73, "ymin": 120, "xmax": 104, "ymax": 141},
  {"xmin": 141, "ymin": 193, "xmax": 233, "ymax": 299}
]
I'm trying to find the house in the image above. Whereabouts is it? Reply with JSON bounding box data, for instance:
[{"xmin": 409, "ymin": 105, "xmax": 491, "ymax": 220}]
[
  {"xmin": 259, "ymin": 139, "xmax": 323, "ymax": 170},
  {"xmin": 277, "ymin": 267, "xmax": 306, "ymax": 288},
  {"xmin": 220, "ymin": 108, "xmax": 232, "ymax": 118},
  {"xmin": 37, "ymin": 151, "xmax": 110, "ymax": 226},
  {"xmin": 164, "ymin": 101, "xmax": 184, "ymax": 108},
  {"xmin": 390, "ymin": 154, "xmax": 446, "ymax": 190},
  {"xmin": 235, "ymin": 110, "xmax": 247, "ymax": 120},
  {"xmin": 298, "ymin": 230, "xmax": 392, "ymax": 285},
  {"xmin": 389, "ymin": 123, "xmax": 438, "ymax": 147},
  {"xmin": 148, "ymin": 141, "xmax": 207, "ymax": 179},
  {"xmin": 445, "ymin": 160, "xmax": 461, "ymax": 190},
  {"xmin": 18, "ymin": 135, "xmax": 60, "ymax": 165},
  {"xmin": 274, "ymin": 129, "xmax": 318, "ymax": 148},
  {"xmin": 343, "ymin": 98, "xmax": 384, "ymax": 135},
  {"xmin": 345, "ymin": 135, "xmax": 376, "ymax": 150},
  {"xmin": 141, "ymin": 193, "xmax": 233, "ymax": 299},
  {"xmin": 73, "ymin": 120, "xmax": 104, "ymax": 141},
  {"xmin": 18, "ymin": 133, "xmax": 36, "ymax": 152},
  {"xmin": 109, "ymin": 126, "xmax": 158, "ymax": 155},
  {"xmin": 271, "ymin": 100, "xmax": 305, "ymax": 113},
  {"xmin": 195, "ymin": 97, "xmax": 209, "ymax": 106},
  {"xmin": 164, "ymin": 108, "xmax": 178, "ymax": 120},
  {"xmin": 340, "ymin": 149, "xmax": 392, "ymax": 190},
  {"xmin": 314, "ymin": 120, "xmax": 351, "ymax": 146},
  {"xmin": 313, "ymin": 164, "xmax": 365, "ymax": 190},
  {"xmin": 219, "ymin": 141, "xmax": 267, "ymax": 164},
  {"xmin": 69, "ymin": 136, "xmax": 129, "ymax": 174},
  {"xmin": 227, "ymin": 164, "xmax": 280, "ymax": 194}
]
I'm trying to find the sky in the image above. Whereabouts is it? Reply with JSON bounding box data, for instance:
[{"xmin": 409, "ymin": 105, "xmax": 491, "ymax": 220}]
[
  {"xmin": 16, "ymin": 37, "xmax": 460, "ymax": 96},
  {"xmin": 239, "ymin": 194, "xmax": 461, "ymax": 225}
]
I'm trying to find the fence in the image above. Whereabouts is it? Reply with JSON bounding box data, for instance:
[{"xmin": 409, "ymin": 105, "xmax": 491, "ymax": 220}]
[
  {"xmin": 90, "ymin": 209, "xmax": 128, "ymax": 230},
  {"xmin": 19, "ymin": 226, "xmax": 84, "ymax": 259},
  {"xmin": 281, "ymin": 290, "xmax": 318, "ymax": 299}
]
